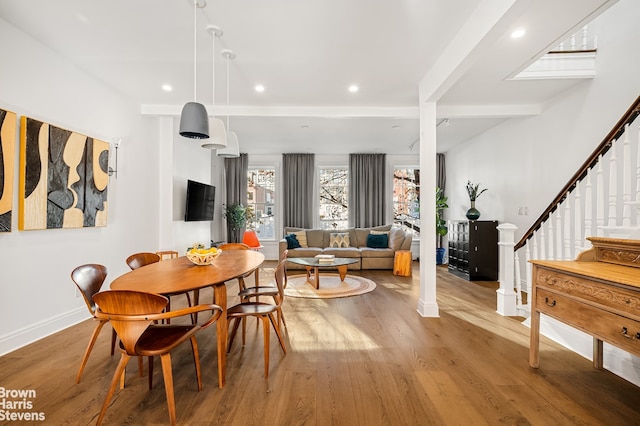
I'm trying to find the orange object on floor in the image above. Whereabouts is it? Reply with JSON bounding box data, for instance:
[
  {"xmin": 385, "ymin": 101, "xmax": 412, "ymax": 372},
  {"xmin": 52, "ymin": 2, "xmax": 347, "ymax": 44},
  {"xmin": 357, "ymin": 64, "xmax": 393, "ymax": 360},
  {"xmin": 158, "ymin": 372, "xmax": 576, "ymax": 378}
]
[{"xmin": 393, "ymin": 250, "xmax": 412, "ymax": 276}]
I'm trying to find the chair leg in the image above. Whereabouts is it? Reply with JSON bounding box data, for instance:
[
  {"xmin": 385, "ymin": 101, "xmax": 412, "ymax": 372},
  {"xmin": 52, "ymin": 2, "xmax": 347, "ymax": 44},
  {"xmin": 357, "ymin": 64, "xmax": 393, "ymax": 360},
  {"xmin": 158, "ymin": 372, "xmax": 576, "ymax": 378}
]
[
  {"xmin": 227, "ymin": 317, "xmax": 242, "ymax": 352},
  {"xmin": 189, "ymin": 336, "xmax": 203, "ymax": 391},
  {"xmin": 110, "ymin": 327, "xmax": 117, "ymax": 356},
  {"xmin": 148, "ymin": 356, "xmax": 154, "ymax": 390},
  {"xmin": 268, "ymin": 312, "xmax": 287, "ymax": 355},
  {"xmin": 160, "ymin": 353, "xmax": 177, "ymax": 426},
  {"xmin": 138, "ymin": 356, "xmax": 145, "ymax": 378},
  {"xmin": 97, "ymin": 354, "xmax": 131, "ymax": 426},
  {"xmin": 76, "ymin": 319, "xmax": 107, "ymax": 384},
  {"xmin": 261, "ymin": 315, "xmax": 270, "ymax": 378}
]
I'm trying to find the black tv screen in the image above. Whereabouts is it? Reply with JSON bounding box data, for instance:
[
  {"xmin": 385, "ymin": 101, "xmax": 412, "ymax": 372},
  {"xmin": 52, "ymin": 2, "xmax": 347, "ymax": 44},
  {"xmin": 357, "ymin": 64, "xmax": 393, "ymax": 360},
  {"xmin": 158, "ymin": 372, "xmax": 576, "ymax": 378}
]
[{"xmin": 185, "ymin": 180, "xmax": 215, "ymax": 221}]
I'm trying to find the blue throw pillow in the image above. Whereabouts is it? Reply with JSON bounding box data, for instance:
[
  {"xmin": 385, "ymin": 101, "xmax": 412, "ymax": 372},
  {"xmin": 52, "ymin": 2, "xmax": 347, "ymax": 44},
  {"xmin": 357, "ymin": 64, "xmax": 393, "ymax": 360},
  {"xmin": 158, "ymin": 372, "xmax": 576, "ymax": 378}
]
[
  {"xmin": 285, "ymin": 234, "xmax": 301, "ymax": 249},
  {"xmin": 366, "ymin": 233, "xmax": 388, "ymax": 248}
]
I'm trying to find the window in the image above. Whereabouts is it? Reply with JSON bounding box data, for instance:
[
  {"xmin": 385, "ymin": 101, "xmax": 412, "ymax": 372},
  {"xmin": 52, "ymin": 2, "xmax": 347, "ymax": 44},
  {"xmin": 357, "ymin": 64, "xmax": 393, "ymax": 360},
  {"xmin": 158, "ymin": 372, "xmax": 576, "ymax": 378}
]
[
  {"xmin": 393, "ymin": 168, "xmax": 420, "ymax": 237},
  {"xmin": 319, "ymin": 168, "xmax": 348, "ymax": 229},
  {"xmin": 247, "ymin": 168, "xmax": 276, "ymax": 240}
]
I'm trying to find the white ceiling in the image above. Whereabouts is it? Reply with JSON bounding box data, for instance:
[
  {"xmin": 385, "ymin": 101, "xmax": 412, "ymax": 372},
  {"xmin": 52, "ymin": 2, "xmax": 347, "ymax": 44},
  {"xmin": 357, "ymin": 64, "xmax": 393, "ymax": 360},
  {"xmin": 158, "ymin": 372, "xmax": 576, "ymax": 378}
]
[{"xmin": 0, "ymin": 0, "xmax": 616, "ymax": 154}]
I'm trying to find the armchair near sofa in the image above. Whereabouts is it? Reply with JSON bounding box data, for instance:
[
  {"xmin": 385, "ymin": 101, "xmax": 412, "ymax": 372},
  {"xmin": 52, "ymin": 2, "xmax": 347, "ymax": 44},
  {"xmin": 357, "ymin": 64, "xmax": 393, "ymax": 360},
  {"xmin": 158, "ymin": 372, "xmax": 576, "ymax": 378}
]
[{"xmin": 278, "ymin": 225, "xmax": 413, "ymax": 270}]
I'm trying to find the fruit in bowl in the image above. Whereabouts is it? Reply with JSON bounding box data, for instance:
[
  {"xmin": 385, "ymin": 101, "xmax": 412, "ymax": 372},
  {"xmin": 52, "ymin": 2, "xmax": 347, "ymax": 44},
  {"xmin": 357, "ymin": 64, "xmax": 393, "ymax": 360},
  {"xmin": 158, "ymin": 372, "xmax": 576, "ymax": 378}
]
[{"xmin": 186, "ymin": 247, "xmax": 222, "ymax": 265}]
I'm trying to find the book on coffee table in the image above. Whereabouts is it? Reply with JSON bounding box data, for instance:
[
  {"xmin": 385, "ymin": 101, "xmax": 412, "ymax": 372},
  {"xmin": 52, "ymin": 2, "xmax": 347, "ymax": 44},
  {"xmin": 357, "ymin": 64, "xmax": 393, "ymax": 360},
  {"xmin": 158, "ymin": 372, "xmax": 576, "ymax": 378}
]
[{"xmin": 315, "ymin": 254, "xmax": 335, "ymax": 263}]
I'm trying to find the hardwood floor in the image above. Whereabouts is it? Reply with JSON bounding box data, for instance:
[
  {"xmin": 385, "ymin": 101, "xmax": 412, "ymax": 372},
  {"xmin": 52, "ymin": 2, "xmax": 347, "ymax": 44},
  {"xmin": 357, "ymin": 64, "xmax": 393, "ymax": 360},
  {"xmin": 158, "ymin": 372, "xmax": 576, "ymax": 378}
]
[{"xmin": 1, "ymin": 263, "xmax": 639, "ymax": 425}]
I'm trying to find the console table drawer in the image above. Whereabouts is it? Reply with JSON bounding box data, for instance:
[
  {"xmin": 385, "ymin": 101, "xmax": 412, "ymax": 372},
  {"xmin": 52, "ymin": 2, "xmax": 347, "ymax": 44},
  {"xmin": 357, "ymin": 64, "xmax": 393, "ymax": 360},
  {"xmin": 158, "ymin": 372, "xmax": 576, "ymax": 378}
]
[
  {"xmin": 535, "ymin": 268, "xmax": 640, "ymax": 319},
  {"xmin": 536, "ymin": 288, "xmax": 640, "ymax": 356}
]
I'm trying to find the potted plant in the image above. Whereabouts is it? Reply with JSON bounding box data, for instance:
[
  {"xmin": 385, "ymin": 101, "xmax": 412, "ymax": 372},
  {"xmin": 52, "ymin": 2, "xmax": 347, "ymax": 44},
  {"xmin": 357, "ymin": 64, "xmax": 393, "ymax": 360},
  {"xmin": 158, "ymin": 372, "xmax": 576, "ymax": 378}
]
[
  {"xmin": 465, "ymin": 180, "xmax": 487, "ymax": 220},
  {"xmin": 436, "ymin": 187, "xmax": 448, "ymax": 265},
  {"xmin": 223, "ymin": 204, "xmax": 248, "ymax": 243}
]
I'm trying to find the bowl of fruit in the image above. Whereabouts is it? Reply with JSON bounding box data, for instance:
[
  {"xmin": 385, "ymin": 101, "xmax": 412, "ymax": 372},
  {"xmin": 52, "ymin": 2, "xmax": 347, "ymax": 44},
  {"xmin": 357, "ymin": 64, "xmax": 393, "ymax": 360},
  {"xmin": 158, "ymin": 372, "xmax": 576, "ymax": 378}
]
[{"xmin": 186, "ymin": 247, "xmax": 222, "ymax": 265}]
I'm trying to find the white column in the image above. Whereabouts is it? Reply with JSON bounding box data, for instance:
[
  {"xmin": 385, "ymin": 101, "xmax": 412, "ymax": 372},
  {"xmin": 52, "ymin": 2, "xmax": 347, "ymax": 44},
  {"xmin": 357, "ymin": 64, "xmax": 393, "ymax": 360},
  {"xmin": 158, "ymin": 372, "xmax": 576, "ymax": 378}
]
[
  {"xmin": 496, "ymin": 223, "xmax": 518, "ymax": 316},
  {"xmin": 417, "ymin": 101, "xmax": 439, "ymax": 317},
  {"xmin": 158, "ymin": 116, "xmax": 174, "ymax": 250}
]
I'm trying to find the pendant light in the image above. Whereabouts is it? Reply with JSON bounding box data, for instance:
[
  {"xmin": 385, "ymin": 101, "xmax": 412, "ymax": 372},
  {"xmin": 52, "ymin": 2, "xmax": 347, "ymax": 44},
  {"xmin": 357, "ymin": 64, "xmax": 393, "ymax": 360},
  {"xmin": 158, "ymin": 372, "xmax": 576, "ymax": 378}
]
[
  {"xmin": 179, "ymin": 0, "xmax": 209, "ymax": 139},
  {"xmin": 217, "ymin": 49, "xmax": 240, "ymax": 158},
  {"xmin": 201, "ymin": 25, "xmax": 228, "ymax": 149}
]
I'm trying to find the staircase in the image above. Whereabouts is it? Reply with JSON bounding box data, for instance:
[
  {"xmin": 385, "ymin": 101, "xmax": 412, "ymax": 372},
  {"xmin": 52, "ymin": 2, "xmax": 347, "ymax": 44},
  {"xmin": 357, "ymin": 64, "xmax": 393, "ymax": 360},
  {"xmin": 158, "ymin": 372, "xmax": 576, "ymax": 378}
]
[{"xmin": 498, "ymin": 95, "xmax": 640, "ymax": 385}]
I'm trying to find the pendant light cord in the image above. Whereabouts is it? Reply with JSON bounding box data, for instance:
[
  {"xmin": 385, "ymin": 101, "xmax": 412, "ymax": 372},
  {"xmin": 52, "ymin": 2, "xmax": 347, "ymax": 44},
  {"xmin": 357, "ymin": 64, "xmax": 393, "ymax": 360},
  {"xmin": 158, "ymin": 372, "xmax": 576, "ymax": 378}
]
[
  {"xmin": 226, "ymin": 54, "xmax": 230, "ymax": 129},
  {"xmin": 193, "ymin": 0, "xmax": 197, "ymax": 102}
]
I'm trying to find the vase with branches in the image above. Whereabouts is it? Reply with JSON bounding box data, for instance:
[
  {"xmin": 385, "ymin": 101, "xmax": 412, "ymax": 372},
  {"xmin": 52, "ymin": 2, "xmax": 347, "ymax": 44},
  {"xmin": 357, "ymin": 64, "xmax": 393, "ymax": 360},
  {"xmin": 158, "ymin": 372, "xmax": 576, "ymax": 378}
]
[{"xmin": 465, "ymin": 181, "xmax": 487, "ymax": 220}]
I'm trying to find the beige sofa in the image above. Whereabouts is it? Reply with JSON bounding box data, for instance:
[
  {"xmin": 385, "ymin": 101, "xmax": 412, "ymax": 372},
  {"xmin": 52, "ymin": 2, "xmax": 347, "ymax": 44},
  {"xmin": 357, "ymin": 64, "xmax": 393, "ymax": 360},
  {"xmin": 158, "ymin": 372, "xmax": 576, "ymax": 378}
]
[{"xmin": 278, "ymin": 224, "xmax": 413, "ymax": 270}]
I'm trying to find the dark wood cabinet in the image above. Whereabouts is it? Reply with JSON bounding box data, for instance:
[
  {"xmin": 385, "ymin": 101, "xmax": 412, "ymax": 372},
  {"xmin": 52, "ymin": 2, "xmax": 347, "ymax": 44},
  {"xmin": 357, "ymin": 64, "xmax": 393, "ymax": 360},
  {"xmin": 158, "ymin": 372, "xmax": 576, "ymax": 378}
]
[{"xmin": 448, "ymin": 220, "xmax": 498, "ymax": 281}]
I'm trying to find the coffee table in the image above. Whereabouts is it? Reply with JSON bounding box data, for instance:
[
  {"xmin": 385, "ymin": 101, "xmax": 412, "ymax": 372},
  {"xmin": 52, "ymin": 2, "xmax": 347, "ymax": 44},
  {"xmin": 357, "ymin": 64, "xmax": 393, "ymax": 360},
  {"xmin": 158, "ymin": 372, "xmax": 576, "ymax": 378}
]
[{"xmin": 286, "ymin": 257, "xmax": 360, "ymax": 289}]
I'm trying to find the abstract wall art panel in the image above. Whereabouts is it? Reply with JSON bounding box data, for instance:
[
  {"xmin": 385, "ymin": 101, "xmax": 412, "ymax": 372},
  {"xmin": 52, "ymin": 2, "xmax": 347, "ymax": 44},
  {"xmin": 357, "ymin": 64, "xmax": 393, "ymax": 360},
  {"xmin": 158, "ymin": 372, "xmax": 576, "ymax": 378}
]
[
  {"xmin": 0, "ymin": 109, "xmax": 17, "ymax": 232},
  {"xmin": 19, "ymin": 117, "xmax": 109, "ymax": 230}
]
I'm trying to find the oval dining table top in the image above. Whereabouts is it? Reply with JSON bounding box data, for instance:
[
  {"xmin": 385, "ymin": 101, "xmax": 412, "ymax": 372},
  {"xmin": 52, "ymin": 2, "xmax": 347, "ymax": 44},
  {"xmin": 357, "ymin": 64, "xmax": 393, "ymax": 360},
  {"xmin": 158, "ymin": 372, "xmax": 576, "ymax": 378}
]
[
  {"xmin": 110, "ymin": 249, "xmax": 265, "ymax": 294},
  {"xmin": 109, "ymin": 249, "xmax": 265, "ymax": 389}
]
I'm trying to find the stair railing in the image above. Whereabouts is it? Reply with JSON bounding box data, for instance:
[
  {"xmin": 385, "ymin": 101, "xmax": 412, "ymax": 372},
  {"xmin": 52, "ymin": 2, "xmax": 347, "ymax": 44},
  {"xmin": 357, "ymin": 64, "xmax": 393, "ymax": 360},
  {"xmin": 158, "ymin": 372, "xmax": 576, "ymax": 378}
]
[{"xmin": 505, "ymin": 96, "xmax": 640, "ymax": 316}]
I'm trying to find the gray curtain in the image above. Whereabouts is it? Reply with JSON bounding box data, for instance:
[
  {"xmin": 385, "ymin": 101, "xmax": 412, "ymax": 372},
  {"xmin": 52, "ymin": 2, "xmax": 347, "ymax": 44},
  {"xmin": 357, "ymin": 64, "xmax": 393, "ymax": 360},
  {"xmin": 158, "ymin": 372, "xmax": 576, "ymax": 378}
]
[
  {"xmin": 349, "ymin": 153, "xmax": 385, "ymax": 228},
  {"xmin": 282, "ymin": 153, "xmax": 315, "ymax": 229},
  {"xmin": 224, "ymin": 153, "xmax": 248, "ymax": 242},
  {"xmin": 437, "ymin": 153, "xmax": 446, "ymax": 192}
]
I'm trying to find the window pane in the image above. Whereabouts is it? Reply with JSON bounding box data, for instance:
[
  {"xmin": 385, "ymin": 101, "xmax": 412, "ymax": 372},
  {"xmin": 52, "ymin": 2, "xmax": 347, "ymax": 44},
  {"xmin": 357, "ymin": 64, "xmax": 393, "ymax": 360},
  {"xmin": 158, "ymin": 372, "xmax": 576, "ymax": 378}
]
[
  {"xmin": 319, "ymin": 168, "xmax": 348, "ymax": 229},
  {"xmin": 247, "ymin": 168, "xmax": 276, "ymax": 240},
  {"xmin": 393, "ymin": 168, "xmax": 420, "ymax": 237}
]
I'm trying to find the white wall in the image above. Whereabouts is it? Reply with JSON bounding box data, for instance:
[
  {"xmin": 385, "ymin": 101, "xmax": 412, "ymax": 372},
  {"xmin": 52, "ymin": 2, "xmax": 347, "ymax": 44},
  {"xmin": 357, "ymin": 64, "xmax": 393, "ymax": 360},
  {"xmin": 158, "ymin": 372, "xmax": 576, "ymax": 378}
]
[
  {"xmin": 444, "ymin": 0, "xmax": 640, "ymax": 244},
  {"xmin": 0, "ymin": 18, "xmax": 160, "ymax": 354},
  {"xmin": 443, "ymin": 0, "xmax": 640, "ymax": 383}
]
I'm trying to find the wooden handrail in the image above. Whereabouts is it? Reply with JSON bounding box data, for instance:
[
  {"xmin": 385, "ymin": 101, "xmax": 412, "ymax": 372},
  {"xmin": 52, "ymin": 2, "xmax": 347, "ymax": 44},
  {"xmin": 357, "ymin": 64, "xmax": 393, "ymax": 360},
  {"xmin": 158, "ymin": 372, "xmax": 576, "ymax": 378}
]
[{"xmin": 515, "ymin": 95, "xmax": 640, "ymax": 251}]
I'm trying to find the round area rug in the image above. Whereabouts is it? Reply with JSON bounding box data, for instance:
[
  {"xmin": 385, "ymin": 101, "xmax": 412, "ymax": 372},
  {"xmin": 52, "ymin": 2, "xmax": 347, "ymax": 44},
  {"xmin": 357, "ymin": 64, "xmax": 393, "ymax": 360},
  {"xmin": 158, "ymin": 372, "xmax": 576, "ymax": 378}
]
[{"xmin": 284, "ymin": 273, "xmax": 376, "ymax": 299}]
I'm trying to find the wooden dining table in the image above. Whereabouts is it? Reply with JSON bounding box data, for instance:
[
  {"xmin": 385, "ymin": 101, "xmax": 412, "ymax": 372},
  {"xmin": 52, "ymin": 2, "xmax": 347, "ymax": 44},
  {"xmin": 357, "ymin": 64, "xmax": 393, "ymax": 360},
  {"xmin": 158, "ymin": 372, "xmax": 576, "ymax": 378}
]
[{"xmin": 110, "ymin": 249, "xmax": 265, "ymax": 388}]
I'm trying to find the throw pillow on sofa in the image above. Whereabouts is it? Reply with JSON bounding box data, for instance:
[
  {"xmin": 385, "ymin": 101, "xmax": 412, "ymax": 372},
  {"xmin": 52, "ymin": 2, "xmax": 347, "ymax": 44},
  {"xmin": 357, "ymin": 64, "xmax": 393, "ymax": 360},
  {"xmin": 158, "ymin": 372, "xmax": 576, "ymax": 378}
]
[
  {"xmin": 293, "ymin": 230, "xmax": 308, "ymax": 247},
  {"xmin": 330, "ymin": 232, "xmax": 350, "ymax": 248},
  {"xmin": 366, "ymin": 233, "xmax": 388, "ymax": 248},
  {"xmin": 285, "ymin": 234, "xmax": 301, "ymax": 249}
]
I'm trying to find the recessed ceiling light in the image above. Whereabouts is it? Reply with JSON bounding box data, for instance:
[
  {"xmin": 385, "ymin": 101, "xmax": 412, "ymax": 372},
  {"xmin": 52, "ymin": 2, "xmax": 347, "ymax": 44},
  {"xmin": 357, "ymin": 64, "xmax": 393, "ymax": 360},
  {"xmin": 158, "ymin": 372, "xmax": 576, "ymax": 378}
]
[
  {"xmin": 511, "ymin": 28, "xmax": 526, "ymax": 39},
  {"xmin": 391, "ymin": 125, "xmax": 400, "ymax": 130},
  {"xmin": 348, "ymin": 84, "xmax": 359, "ymax": 93},
  {"xmin": 162, "ymin": 84, "xmax": 172, "ymax": 92},
  {"xmin": 255, "ymin": 84, "xmax": 265, "ymax": 92},
  {"xmin": 301, "ymin": 125, "xmax": 309, "ymax": 129}
]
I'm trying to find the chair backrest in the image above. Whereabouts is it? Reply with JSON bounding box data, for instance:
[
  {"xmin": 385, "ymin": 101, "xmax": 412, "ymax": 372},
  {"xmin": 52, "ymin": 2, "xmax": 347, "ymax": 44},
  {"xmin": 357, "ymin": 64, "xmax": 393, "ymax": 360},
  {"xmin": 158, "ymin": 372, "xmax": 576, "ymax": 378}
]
[
  {"xmin": 71, "ymin": 264, "xmax": 108, "ymax": 314},
  {"xmin": 126, "ymin": 252, "xmax": 161, "ymax": 270},
  {"xmin": 242, "ymin": 230, "xmax": 262, "ymax": 248},
  {"xmin": 93, "ymin": 290, "xmax": 168, "ymax": 355},
  {"xmin": 273, "ymin": 259, "xmax": 287, "ymax": 308},
  {"xmin": 218, "ymin": 243, "xmax": 250, "ymax": 250}
]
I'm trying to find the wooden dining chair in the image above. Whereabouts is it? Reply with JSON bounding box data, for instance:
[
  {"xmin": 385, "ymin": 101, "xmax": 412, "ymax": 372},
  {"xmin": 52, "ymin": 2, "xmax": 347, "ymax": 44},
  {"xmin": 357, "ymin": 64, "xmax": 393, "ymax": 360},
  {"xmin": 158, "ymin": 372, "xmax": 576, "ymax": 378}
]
[
  {"xmin": 126, "ymin": 252, "xmax": 192, "ymax": 321},
  {"xmin": 238, "ymin": 249, "xmax": 288, "ymax": 330},
  {"xmin": 93, "ymin": 290, "xmax": 222, "ymax": 426},
  {"xmin": 227, "ymin": 259, "xmax": 287, "ymax": 378},
  {"xmin": 217, "ymin": 243, "xmax": 255, "ymax": 291},
  {"xmin": 71, "ymin": 264, "xmax": 116, "ymax": 384}
]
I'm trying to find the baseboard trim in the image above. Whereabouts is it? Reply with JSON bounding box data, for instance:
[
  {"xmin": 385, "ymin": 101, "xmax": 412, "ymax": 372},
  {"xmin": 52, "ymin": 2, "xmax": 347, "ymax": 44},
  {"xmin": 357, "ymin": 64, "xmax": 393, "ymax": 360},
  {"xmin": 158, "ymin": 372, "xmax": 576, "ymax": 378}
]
[
  {"xmin": 417, "ymin": 299, "xmax": 439, "ymax": 317},
  {"xmin": 0, "ymin": 307, "xmax": 88, "ymax": 356}
]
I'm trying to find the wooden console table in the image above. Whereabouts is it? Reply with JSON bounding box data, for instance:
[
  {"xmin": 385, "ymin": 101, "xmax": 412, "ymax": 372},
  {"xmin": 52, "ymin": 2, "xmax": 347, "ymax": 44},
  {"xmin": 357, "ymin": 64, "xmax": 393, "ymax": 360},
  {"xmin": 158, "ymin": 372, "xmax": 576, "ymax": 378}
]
[{"xmin": 530, "ymin": 237, "xmax": 640, "ymax": 370}]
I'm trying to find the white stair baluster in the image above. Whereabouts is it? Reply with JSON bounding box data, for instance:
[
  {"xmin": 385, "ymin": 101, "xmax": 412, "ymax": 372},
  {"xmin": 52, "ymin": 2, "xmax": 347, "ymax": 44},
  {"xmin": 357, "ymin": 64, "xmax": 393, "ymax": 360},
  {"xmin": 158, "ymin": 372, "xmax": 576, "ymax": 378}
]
[
  {"xmin": 564, "ymin": 198, "xmax": 572, "ymax": 259},
  {"xmin": 596, "ymin": 156, "xmax": 605, "ymax": 235},
  {"xmin": 608, "ymin": 144, "xmax": 618, "ymax": 227},
  {"xmin": 584, "ymin": 172, "xmax": 593, "ymax": 244},
  {"xmin": 574, "ymin": 184, "xmax": 583, "ymax": 258},
  {"xmin": 623, "ymin": 124, "xmax": 631, "ymax": 227}
]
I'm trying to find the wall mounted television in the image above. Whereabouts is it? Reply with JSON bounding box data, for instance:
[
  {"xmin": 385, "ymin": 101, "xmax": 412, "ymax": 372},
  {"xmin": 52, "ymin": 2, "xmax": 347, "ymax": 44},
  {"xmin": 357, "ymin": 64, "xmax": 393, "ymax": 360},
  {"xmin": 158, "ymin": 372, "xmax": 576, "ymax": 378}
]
[{"xmin": 185, "ymin": 180, "xmax": 215, "ymax": 221}]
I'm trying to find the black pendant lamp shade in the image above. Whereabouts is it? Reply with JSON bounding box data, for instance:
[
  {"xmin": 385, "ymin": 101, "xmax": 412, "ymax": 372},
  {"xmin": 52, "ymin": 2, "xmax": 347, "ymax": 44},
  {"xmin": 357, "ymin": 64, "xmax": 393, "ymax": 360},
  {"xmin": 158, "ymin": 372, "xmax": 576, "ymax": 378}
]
[{"xmin": 179, "ymin": 102, "xmax": 209, "ymax": 139}]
